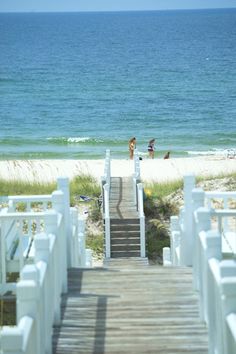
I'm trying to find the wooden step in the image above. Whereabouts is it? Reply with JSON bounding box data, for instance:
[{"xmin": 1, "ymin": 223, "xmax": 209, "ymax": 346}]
[
  {"xmin": 110, "ymin": 224, "xmax": 139, "ymax": 231},
  {"xmin": 111, "ymin": 237, "xmax": 140, "ymax": 245},
  {"xmin": 110, "ymin": 218, "xmax": 139, "ymax": 225}
]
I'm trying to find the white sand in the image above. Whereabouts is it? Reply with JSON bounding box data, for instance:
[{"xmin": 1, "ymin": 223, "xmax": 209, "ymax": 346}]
[{"xmin": 0, "ymin": 156, "xmax": 236, "ymax": 184}]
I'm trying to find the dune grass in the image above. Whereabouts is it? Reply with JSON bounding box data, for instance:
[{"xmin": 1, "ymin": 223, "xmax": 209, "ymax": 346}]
[
  {"xmin": 144, "ymin": 171, "xmax": 236, "ymax": 199},
  {"xmin": 0, "ymin": 179, "xmax": 56, "ymax": 197},
  {"xmin": 144, "ymin": 180, "xmax": 183, "ymax": 199},
  {"xmin": 0, "ymin": 175, "xmax": 101, "ymax": 205}
]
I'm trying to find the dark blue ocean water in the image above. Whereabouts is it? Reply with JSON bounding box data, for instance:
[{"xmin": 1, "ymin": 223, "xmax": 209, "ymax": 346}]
[{"xmin": 0, "ymin": 9, "xmax": 236, "ymax": 159}]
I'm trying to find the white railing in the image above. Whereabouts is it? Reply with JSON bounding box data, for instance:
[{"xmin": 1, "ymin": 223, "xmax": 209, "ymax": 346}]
[
  {"xmin": 1, "ymin": 230, "xmax": 65, "ymax": 354},
  {"xmin": 0, "ymin": 176, "xmax": 92, "ymax": 354},
  {"xmin": 133, "ymin": 150, "xmax": 145, "ymax": 258},
  {"xmin": 165, "ymin": 174, "xmax": 236, "ymax": 354},
  {"xmin": 193, "ymin": 208, "xmax": 236, "ymax": 354},
  {"xmin": 133, "ymin": 149, "xmax": 141, "ymax": 205},
  {"xmin": 0, "ymin": 177, "xmax": 89, "ymax": 294},
  {"xmin": 101, "ymin": 149, "xmax": 111, "ymax": 258},
  {"xmin": 101, "ymin": 149, "xmax": 145, "ymax": 258},
  {"xmin": 137, "ymin": 183, "xmax": 145, "ymax": 258},
  {"xmin": 167, "ymin": 175, "xmax": 236, "ymax": 267}
]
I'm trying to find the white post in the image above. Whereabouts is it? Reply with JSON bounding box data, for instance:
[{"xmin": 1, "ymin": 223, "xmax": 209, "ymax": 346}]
[
  {"xmin": 57, "ymin": 177, "xmax": 71, "ymax": 267},
  {"xmin": 163, "ymin": 247, "xmax": 171, "ymax": 266},
  {"xmin": 17, "ymin": 280, "xmax": 40, "ymax": 354},
  {"xmin": 180, "ymin": 174, "xmax": 195, "ymax": 266},
  {"xmin": 201, "ymin": 230, "xmax": 221, "ymax": 324},
  {"xmin": 52, "ymin": 190, "xmax": 68, "ymax": 293},
  {"xmin": 137, "ymin": 183, "xmax": 145, "ymax": 258},
  {"xmin": 195, "ymin": 207, "xmax": 212, "ymax": 299},
  {"xmin": 86, "ymin": 248, "xmax": 93, "ymax": 267},
  {"xmin": 34, "ymin": 233, "xmax": 53, "ymax": 353},
  {"xmin": 0, "ymin": 214, "xmax": 7, "ymax": 286},
  {"xmin": 78, "ymin": 217, "xmax": 86, "ymax": 267},
  {"xmin": 101, "ymin": 175, "xmax": 106, "ymax": 214},
  {"xmin": 170, "ymin": 215, "xmax": 180, "ymax": 265},
  {"xmin": 70, "ymin": 207, "xmax": 79, "ymax": 267},
  {"xmin": 103, "ymin": 183, "xmax": 110, "ymax": 258},
  {"xmin": 192, "ymin": 188, "xmax": 205, "ymax": 289},
  {"xmin": 1, "ymin": 326, "xmax": 24, "ymax": 354},
  {"xmin": 220, "ymin": 260, "xmax": 236, "ymax": 354},
  {"xmin": 133, "ymin": 176, "xmax": 137, "ymax": 206},
  {"xmin": 134, "ymin": 150, "xmax": 140, "ymax": 179}
]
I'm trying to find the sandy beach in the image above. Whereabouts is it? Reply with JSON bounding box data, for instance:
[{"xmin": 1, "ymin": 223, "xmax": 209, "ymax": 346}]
[{"xmin": 0, "ymin": 156, "xmax": 236, "ymax": 184}]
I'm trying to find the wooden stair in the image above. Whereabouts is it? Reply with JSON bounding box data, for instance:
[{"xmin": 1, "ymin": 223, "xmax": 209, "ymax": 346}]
[
  {"xmin": 108, "ymin": 177, "xmax": 141, "ymax": 258},
  {"xmin": 52, "ymin": 260, "xmax": 208, "ymax": 354}
]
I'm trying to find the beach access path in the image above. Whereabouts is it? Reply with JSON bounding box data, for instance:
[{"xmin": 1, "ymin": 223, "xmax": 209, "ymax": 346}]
[{"xmin": 0, "ymin": 156, "xmax": 236, "ymax": 184}]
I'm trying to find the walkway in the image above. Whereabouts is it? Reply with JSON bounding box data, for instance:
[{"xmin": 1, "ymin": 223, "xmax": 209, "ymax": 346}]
[{"xmin": 53, "ymin": 259, "xmax": 208, "ymax": 354}]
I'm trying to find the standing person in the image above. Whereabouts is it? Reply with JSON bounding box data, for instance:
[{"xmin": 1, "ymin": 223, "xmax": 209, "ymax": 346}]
[
  {"xmin": 129, "ymin": 137, "xmax": 136, "ymax": 160},
  {"xmin": 148, "ymin": 139, "xmax": 155, "ymax": 159}
]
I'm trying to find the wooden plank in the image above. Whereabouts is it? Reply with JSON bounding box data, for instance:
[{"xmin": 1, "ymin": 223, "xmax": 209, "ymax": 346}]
[{"xmin": 52, "ymin": 262, "xmax": 208, "ymax": 354}]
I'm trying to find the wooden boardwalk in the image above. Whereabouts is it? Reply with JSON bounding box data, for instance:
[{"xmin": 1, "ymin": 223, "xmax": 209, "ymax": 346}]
[
  {"xmin": 109, "ymin": 177, "xmax": 138, "ymax": 219},
  {"xmin": 52, "ymin": 259, "xmax": 208, "ymax": 354},
  {"xmin": 108, "ymin": 177, "xmax": 141, "ymax": 257}
]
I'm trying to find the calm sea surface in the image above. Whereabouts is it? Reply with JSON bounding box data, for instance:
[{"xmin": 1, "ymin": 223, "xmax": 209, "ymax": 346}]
[{"xmin": 0, "ymin": 9, "xmax": 236, "ymax": 159}]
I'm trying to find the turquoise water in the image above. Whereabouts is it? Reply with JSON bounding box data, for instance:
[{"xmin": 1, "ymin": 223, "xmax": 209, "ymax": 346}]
[{"xmin": 0, "ymin": 9, "xmax": 236, "ymax": 159}]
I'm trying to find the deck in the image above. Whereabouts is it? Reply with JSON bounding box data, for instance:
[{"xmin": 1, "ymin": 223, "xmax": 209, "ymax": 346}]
[{"xmin": 53, "ymin": 259, "xmax": 208, "ymax": 354}]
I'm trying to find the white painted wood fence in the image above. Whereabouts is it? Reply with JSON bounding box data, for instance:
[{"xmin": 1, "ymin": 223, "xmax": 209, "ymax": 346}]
[
  {"xmin": 165, "ymin": 174, "xmax": 236, "ymax": 354},
  {"xmin": 102, "ymin": 149, "xmax": 111, "ymax": 258},
  {"xmin": 133, "ymin": 150, "xmax": 145, "ymax": 258},
  {"xmin": 0, "ymin": 177, "xmax": 91, "ymax": 354},
  {"xmin": 102, "ymin": 149, "xmax": 145, "ymax": 258}
]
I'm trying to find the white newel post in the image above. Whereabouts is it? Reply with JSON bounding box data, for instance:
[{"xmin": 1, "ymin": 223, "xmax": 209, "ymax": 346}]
[
  {"xmin": 0, "ymin": 211, "xmax": 7, "ymax": 287},
  {"xmin": 70, "ymin": 207, "xmax": 79, "ymax": 267},
  {"xmin": 1, "ymin": 324, "xmax": 24, "ymax": 354},
  {"xmin": 78, "ymin": 217, "xmax": 86, "ymax": 267},
  {"xmin": 192, "ymin": 188, "xmax": 205, "ymax": 289},
  {"xmin": 52, "ymin": 190, "xmax": 68, "ymax": 293},
  {"xmin": 17, "ymin": 279, "xmax": 40, "ymax": 354},
  {"xmin": 34, "ymin": 233, "xmax": 54, "ymax": 353},
  {"xmin": 220, "ymin": 260, "xmax": 236, "ymax": 354},
  {"xmin": 101, "ymin": 175, "xmax": 106, "ymax": 214},
  {"xmin": 195, "ymin": 207, "xmax": 211, "ymax": 296},
  {"xmin": 104, "ymin": 183, "xmax": 110, "ymax": 258},
  {"xmin": 201, "ymin": 230, "xmax": 221, "ymax": 324},
  {"xmin": 163, "ymin": 247, "xmax": 171, "ymax": 266},
  {"xmin": 57, "ymin": 177, "xmax": 71, "ymax": 268},
  {"xmin": 170, "ymin": 215, "xmax": 180, "ymax": 266},
  {"xmin": 137, "ymin": 183, "xmax": 145, "ymax": 258},
  {"xmin": 180, "ymin": 174, "xmax": 195, "ymax": 266},
  {"xmin": 134, "ymin": 150, "xmax": 140, "ymax": 180}
]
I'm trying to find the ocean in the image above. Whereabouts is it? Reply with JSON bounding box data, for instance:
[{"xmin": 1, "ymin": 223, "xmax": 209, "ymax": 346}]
[{"xmin": 0, "ymin": 9, "xmax": 236, "ymax": 159}]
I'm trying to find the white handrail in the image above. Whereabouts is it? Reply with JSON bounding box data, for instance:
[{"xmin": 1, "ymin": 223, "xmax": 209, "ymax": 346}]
[
  {"xmin": 133, "ymin": 149, "xmax": 140, "ymax": 180},
  {"xmin": 1, "ymin": 230, "xmax": 66, "ymax": 354},
  {"xmin": 0, "ymin": 176, "xmax": 90, "ymax": 354},
  {"xmin": 166, "ymin": 173, "xmax": 236, "ymax": 354},
  {"xmin": 103, "ymin": 183, "xmax": 110, "ymax": 258},
  {"xmin": 137, "ymin": 183, "xmax": 145, "ymax": 258},
  {"xmin": 168, "ymin": 175, "xmax": 236, "ymax": 267}
]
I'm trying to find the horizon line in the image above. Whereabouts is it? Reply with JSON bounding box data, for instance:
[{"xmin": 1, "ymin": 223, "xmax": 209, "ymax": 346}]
[{"xmin": 0, "ymin": 7, "xmax": 236, "ymax": 14}]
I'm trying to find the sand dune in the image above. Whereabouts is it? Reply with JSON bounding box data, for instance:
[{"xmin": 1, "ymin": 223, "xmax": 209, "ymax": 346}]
[{"xmin": 0, "ymin": 156, "xmax": 236, "ymax": 184}]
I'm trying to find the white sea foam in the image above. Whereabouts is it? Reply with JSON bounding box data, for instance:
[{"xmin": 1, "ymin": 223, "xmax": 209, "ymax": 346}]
[
  {"xmin": 187, "ymin": 148, "xmax": 236, "ymax": 158},
  {"xmin": 67, "ymin": 137, "xmax": 90, "ymax": 143},
  {"xmin": 47, "ymin": 137, "xmax": 91, "ymax": 143}
]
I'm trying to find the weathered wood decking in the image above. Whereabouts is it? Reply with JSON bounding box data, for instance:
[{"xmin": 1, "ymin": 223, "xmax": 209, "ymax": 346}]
[
  {"xmin": 108, "ymin": 177, "xmax": 141, "ymax": 257},
  {"xmin": 109, "ymin": 177, "xmax": 138, "ymax": 219},
  {"xmin": 52, "ymin": 259, "xmax": 208, "ymax": 354}
]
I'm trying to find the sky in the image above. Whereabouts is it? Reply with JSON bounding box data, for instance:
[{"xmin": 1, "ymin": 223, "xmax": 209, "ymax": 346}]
[{"xmin": 0, "ymin": 0, "xmax": 236, "ymax": 12}]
